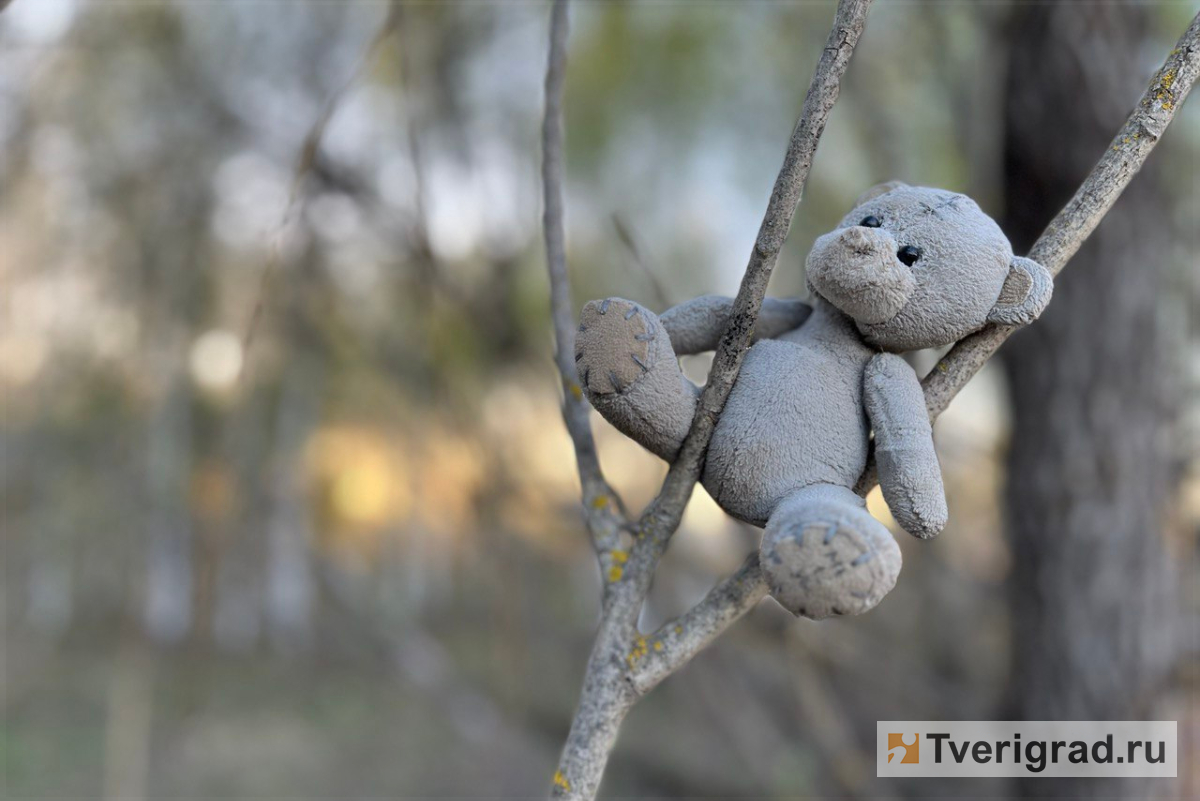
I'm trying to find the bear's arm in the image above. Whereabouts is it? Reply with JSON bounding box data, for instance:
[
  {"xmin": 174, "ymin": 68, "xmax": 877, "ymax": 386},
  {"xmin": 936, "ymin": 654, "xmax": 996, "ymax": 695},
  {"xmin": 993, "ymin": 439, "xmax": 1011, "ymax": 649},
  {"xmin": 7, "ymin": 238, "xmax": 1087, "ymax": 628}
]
[
  {"xmin": 659, "ymin": 295, "xmax": 812, "ymax": 356},
  {"xmin": 863, "ymin": 353, "xmax": 948, "ymax": 540}
]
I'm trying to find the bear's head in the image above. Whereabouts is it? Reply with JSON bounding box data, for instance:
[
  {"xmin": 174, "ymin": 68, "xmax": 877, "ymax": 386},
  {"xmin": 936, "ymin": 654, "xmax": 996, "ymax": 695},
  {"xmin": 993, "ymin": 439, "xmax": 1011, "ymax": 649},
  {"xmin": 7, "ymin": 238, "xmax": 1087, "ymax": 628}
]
[{"xmin": 806, "ymin": 182, "xmax": 1052, "ymax": 351}]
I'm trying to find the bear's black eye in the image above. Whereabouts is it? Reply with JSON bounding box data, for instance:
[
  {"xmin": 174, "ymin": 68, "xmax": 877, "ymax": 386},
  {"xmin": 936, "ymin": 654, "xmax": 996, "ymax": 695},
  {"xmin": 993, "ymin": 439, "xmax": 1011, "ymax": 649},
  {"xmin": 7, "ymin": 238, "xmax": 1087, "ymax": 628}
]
[
  {"xmin": 897, "ymin": 245, "xmax": 921, "ymax": 266},
  {"xmin": 859, "ymin": 215, "xmax": 882, "ymax": 228}
]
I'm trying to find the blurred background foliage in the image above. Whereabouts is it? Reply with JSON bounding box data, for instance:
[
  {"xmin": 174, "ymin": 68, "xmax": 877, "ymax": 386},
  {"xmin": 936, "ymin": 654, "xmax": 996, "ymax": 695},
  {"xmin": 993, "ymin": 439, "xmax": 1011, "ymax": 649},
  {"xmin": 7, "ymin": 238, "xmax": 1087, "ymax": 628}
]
[{"xmin": 1, "ymin": 0, "xmax": 1196, "ymax": 797}]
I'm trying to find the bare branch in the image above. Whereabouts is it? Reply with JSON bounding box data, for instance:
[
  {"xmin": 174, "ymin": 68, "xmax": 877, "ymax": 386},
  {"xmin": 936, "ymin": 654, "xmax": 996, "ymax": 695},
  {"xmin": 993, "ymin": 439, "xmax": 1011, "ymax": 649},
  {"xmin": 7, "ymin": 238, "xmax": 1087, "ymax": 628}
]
[
  {"xmin": 708, "ymin": 10, "xmax": 1200, "ymax": 664},
  {"xmin": 637, "ymin": 0, "xmax": 873, "ymax": 547},
  {"xmin": 857, "ymin": 11, "xmax": 1200, "ymax": 493},
  {"xmin": 629, "ymin": 554, "xmax": 769, "ymax": 696},
  {"xmin": 611, "ymin": 213, "xmax": 672, "ymax": 310},
  {"xmin": 548, "ymin": 1, "xmax": 873, "ymax": 797},
  {"xmin": 541, "ymin": 0, "xmax": 627, "ymax": 558},
  {"xmin": 546, "ymin": 7, "xmax": 1199, "ymax": 798}
]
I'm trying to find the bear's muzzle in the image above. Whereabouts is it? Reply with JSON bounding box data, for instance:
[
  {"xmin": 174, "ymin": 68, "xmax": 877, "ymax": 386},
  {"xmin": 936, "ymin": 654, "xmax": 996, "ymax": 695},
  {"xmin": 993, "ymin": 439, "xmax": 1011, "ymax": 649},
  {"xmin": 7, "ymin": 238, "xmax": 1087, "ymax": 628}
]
[{"xmin": 806, "ymin": 226, "xmax": 915, "ymax": 324}]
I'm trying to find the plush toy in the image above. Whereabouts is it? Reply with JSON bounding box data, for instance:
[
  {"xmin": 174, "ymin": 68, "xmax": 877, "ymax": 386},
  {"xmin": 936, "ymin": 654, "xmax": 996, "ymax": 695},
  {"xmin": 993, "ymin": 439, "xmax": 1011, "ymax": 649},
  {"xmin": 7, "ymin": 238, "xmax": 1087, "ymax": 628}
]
[{"xmin": 575, "ymin": 183, "xmax": 1053, "ymax": 619}]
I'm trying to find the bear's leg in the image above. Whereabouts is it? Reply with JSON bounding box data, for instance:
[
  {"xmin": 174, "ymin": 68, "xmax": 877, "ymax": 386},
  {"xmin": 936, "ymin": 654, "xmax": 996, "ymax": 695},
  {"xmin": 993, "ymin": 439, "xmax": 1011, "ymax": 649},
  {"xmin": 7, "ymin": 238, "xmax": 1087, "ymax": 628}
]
[
  {"xmin": 761, "ymin": 484, "xmax": 901, "ymax": 619},
  {"xmin": 575, "ymin": 298, "xmax": 698, "ymax": 462}
]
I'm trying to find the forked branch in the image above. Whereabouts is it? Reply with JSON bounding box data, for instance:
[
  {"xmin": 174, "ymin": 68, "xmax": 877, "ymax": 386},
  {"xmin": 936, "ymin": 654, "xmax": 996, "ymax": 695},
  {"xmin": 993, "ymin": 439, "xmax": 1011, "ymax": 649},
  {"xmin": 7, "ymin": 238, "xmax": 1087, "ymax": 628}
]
[
  {"xmin": 543, "ymin": 1, "xmax": 872, "ymax": 797},
  {"xmin": 542, "ymin": 1, "xmax": 1199, "ymax": 797}
]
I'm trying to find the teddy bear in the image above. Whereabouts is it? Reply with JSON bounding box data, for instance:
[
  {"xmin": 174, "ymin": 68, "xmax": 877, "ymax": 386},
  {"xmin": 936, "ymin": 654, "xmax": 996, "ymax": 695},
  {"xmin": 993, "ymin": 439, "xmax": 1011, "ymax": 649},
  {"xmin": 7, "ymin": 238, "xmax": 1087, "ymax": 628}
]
[{"xmin": 575, "ymin": 182, "xmax": 1053, "ymax": 619}]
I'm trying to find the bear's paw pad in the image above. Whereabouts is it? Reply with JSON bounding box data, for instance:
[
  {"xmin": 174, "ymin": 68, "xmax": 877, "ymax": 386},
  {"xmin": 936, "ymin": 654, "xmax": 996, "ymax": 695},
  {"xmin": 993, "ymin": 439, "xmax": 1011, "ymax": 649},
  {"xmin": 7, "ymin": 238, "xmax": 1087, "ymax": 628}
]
[
  {"xmin": 575, "ymin": 298, "xmax": 655, "ymax": 395},
  {"xmin": 762, "ymin": 516, "xmax": 901, "ymax": 620}
]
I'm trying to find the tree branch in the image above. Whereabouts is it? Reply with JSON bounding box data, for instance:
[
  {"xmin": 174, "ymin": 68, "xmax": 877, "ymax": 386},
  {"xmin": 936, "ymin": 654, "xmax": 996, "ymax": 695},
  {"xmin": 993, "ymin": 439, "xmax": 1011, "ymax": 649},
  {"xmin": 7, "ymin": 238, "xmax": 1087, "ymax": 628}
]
[
  {"xmin": 545, "ymin": 4, "xmax": 1199, "ymax": 797},
  {"xmin": 541, "ymin": 0, "xmax": 627, "ymax": 561},
  {"xmin": 857, "ymin": 11, "xmax": 1200, "ymax": 493},
  {"xmin": 693, "ymin": 13, "xmax": 1200, "ymax": 659},
  {"xmin": 543, "ymin": 7, "xmax": 1200, "ymax": 796},
  {"xmin": 628, "ymin": 554, "xmax": 769, "ymax": 696},
  {"xmin": 544, "ymin": 1, "xmax": 872, "ymax": 797},
  {"xmin": 636, "ymin": 0, "xmax": 873, "ymax": 545}
]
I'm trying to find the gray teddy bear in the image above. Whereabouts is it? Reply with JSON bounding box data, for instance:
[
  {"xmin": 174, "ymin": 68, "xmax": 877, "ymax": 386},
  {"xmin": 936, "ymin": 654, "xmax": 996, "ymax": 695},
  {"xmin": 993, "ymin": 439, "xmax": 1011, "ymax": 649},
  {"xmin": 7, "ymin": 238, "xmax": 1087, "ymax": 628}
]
[{"xmin": 575, "ymin": 183, "xmax": 1053, "ymax": 619}]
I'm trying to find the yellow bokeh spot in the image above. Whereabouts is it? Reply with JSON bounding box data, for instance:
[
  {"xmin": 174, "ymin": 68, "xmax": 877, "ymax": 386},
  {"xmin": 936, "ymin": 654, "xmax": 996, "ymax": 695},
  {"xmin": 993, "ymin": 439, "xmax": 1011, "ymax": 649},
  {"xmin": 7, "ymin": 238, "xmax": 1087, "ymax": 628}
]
[
  {"xmin": 331, "ymin": 464, "xmax": 391, "ymax": 526},
  {"xmin": 607, "ymin": 564, "xmax": 623, "ymax": 583},
  {"xmin": 304, "ymin": 426, "xmax": 413, "ymax": 558},
  {"xmin": 553, "ymin": 770, "xmax": 571, "ymax": 791}
]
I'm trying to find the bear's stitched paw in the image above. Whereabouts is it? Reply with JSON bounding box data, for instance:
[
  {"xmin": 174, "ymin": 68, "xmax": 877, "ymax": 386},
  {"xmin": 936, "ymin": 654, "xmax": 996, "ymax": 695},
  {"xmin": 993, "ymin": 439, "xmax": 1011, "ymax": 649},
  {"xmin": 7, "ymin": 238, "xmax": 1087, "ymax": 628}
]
[
  {"xmin": 575, "ymin": 298, "xmax": 657, "ymax": 395},
  {"xmin": 761, "ymin": 512, "xmax": 901, "ymax": 620}
]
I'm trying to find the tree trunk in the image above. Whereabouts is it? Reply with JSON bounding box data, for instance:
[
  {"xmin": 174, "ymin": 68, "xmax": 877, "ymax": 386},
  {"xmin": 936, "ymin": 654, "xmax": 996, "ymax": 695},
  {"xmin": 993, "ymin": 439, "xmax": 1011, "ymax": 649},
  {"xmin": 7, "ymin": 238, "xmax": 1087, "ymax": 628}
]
[
  {"xmin": 142, "ymin": 376, "xmax": 195, "ymax": 644},
  {"xmin": 264, "ymin": 361, "xmax": 320, "ymax": 654},
  {"xmin": 1001, "ymin": 3, "xmax": 1182, "ymax": 797}
]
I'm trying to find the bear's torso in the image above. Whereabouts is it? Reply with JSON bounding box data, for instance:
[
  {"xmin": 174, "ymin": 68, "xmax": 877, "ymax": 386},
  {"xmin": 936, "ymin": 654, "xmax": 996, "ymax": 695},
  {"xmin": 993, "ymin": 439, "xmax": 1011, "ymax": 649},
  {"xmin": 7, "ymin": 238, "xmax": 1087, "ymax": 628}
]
[{"xmin": 701, "ymin": 302, "xmax": 875, "ymax": 526}]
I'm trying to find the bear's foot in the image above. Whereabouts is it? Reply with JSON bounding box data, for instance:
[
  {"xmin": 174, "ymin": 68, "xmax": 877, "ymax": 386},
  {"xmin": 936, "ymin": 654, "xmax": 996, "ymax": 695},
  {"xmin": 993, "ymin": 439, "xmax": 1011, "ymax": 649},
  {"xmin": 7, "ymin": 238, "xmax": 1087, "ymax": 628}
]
[{"xmin": 761, "ymin": 484, "xmax": 901, "ymax": 620}]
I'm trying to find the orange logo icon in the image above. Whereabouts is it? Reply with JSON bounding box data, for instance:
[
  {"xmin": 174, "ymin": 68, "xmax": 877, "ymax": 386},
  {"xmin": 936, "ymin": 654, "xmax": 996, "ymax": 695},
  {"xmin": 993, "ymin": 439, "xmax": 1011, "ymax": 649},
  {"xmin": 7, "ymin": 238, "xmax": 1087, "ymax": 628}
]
[{"xmin": 887, "ymin": 733, "xmax": 919, "ymax": 764}]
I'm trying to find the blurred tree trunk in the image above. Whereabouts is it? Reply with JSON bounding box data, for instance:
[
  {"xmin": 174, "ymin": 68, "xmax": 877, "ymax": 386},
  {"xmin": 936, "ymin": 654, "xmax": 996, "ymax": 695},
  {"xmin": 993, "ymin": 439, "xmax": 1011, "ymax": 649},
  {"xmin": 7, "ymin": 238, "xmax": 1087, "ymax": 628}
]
[
  {"xmin": 1000, "ymin": 3, "xmax": 1182, "ymax": 797},
  {"xmin": 264, "ymin": 362, "xmax": 320, "ymax": 653},
  {"xmin": 263, "ymin": 246, "xmax": 330, "ymax": 654},
  {"xmin": 212, "ymin": 393, "xmax": 272, "ymax": 652},
  {"xmin": 143, "ymin": 376, "xmax": 195, "ymax": 644}
]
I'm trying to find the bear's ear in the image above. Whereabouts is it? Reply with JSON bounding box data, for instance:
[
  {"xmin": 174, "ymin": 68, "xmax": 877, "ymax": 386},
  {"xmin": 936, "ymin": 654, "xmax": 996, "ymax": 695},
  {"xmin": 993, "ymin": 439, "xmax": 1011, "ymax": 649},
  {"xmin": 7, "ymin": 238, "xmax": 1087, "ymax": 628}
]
[
  {"xmin": 855, "ymin": 180, "xmax": 908, "ymax": 208},
  {"xmin": 988, "ymin": 256, "xmax": 1053, "ymax": 326}
]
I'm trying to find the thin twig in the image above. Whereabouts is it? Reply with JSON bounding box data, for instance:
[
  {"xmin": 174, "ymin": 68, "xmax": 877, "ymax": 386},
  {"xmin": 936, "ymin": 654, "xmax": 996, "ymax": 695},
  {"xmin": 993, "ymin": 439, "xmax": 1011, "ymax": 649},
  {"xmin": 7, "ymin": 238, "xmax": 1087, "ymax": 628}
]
[
  {"xmin": 856, "ymin": 11, "xmax": 1200, "ymax": 493},
  {"xmin": 241, "ymin": 2, "xmax": 402, "ymax": 379},
  {"xmin": 545, "ymin": 2, "xmax": 872, "ymax": 797},
  {"xmin": 541, "ymin": 0, "xmax": 627, "ymax": 565},
  {"xmin": 611, "ymin": 213, "xmax": 671, "ymax": 310}
]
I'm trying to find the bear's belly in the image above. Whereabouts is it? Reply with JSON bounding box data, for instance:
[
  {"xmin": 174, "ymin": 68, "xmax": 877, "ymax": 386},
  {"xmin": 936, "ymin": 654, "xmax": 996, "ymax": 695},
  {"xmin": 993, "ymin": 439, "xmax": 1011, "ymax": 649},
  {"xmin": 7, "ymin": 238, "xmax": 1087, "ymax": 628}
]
[{"xmin": 701, "ymin": 339, "xmax": 869, "ymax": 526}]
